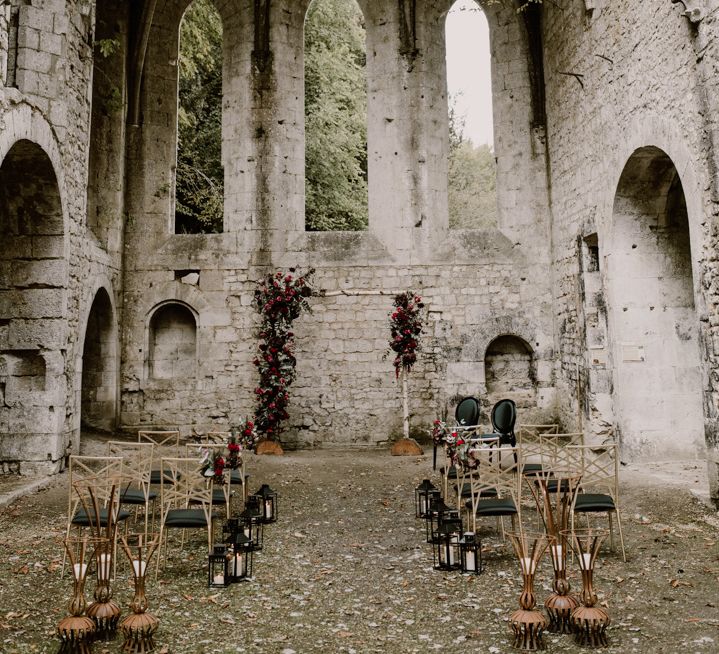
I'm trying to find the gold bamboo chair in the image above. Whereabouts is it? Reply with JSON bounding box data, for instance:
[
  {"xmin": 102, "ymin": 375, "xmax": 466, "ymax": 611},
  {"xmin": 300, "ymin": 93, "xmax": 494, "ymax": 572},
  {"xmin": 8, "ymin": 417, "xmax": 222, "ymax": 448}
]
[
  {"xmin": 138, "ymin": 430, "xmax": 181, "ymax": 485},
  {"xmin": 107, "ymin": 441, "xmax": 157, "ymax": 536},
  {"xmin": 157, "ymin": 457, "xmax": 216, "ymax": 576}
]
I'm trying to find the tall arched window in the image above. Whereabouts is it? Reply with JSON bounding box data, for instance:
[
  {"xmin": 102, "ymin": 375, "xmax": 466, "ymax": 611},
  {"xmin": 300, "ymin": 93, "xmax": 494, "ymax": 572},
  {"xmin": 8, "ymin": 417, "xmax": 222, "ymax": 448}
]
[
  {"xmin": 485, "ymin": 335, "xmax": 535, "ymax": 406},
  {"xmin": 304, "ymin": 0, "xmax": 368, "ymax": 231},
  {"xmin": 147, "ymin": 303, "xmax": 198, "ymax": 380},
  {"xmin": 175, "ymin": 0, "xmax": 224, "ymax": 234},
  {"xmin": 445, "ymin": 0, "xmax": 497, "ymax": 229}
]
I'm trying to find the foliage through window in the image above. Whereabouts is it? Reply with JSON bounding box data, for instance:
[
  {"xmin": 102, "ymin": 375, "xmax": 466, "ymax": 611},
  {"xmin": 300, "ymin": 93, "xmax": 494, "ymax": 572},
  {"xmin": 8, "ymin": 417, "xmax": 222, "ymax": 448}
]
[
  {"xmin": 304, "ymin": 0, "xmax": 368, "ymax": 231},
  {"xmin": 175, "ymin": 0, "xmax": 223, "ymax": 234}
]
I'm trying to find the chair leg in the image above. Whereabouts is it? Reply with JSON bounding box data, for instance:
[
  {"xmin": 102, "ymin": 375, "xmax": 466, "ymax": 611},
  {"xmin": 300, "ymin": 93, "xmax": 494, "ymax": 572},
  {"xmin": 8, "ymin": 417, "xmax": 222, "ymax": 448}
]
[
  {"xmin": 608, "ymin": 511, "xmax": 615, "ymax": 553},
  {"xmin": 614, "ymin": 509, "xmax": 627, "ymax": 562}
]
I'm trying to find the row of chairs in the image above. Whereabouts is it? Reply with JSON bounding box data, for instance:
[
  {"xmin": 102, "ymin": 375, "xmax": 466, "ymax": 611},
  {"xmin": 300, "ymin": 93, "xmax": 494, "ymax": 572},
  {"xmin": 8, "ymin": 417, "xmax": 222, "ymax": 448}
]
[{"xmin": 63, "ymin": 430, "xmax": 249, "ymax": 577}]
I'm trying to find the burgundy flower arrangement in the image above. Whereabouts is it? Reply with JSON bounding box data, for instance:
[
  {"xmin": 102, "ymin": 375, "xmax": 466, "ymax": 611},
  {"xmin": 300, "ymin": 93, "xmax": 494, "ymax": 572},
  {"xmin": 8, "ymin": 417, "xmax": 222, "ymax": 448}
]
[
  {"xmin": 230, "ymin": 417, "xmax": 258, "ymax": 457},
  {"xmin": 388, "ymin": 291, "xmax": 425, "ymax": 378},
  {"xmin": 253, "ymin": 268, "xmax": 315, "ymax": 441}
]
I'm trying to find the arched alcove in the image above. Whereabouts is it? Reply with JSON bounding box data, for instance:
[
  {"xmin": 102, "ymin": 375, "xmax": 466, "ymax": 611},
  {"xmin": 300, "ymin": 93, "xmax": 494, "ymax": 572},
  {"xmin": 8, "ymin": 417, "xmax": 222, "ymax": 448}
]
[
  {"xmin": 0, "ymin": 138, "xmax": 66, "ymax": 469},
  {"xmin": 304, "ymin": 0, "xmax": 368, "ymax": 231},
  {"xmin": 608, "ymin": 146, "xmax": 703, "ymax": 458},
  {"xmin": 445, "ymin": 0, "xmax": 497, "ymax": 229},
  {"xmin": 81, "ymin": 288, "xmax": 118, "ymax": 431},
  {"xmin": 175, "ymin": 0, "xmax": 224, "ymax": 234},
  {"xmin": 484, "ymin": 335, "xmax": 535, "ymax": 408},
  {"xmin": 147, "ymin": 302, "xmax": 198, "ymax": 380}
]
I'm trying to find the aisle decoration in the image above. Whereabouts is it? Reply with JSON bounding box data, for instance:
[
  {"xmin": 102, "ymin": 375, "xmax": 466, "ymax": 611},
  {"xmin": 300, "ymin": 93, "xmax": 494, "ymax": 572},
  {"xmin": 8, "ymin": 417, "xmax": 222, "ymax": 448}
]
[
  {"xmin": 388, "ymin": 291, "xmax": 426, "ymax": 455},
  {"xmin": 253, "ymin": 268, "xmax": 315, "ymax": 453}
]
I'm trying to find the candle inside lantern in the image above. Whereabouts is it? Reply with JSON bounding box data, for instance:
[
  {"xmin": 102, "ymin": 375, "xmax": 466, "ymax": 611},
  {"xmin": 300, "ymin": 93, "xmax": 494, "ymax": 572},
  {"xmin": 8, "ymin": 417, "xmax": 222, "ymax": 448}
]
[
  {"xmin": 419, "ymin": 495, "xmax": 427, "ymax": 515},
  {"xmin": 551, "ymin": 544, "xmax": 564, "ymax": 569},
  {"xmin": 449, "ymin": 534, "xmax": 459, "ymax": 565},
  {"xmin": 521, "ymin": 556, "xmax": 536, "ymax": 574},
  {"xmin": 132, "ymin": 559, "xmax": 147, "ymax": 577},
  {"xmin": 73, "ymin": 562, "xmax": 88, "ymax": 579},
  {"xmin": 264, "ymin": 500, "xmax": 273, "ymax": 520},
  {"xmin": 98, "ymin": 553, "xmax": 111, "ymax": 580},
  {"xmin": 581, "ymin": 552, "xmax": 592, "ymax": 569},
  {"xmin": 234, "ymin": 553, "xmax": 244, "ymax": 577},
  {"xmin": 213, "ymin": 573, "xmax": 224, "ymax": 585}
]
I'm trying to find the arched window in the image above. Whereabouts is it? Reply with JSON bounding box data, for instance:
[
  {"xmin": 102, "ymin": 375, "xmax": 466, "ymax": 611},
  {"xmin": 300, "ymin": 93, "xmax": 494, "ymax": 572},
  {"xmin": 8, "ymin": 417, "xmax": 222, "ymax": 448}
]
[
  {"xmin": 175, "ymin": 0, "xmax": 224, "ymax": 234},
  {"xmin": 304, "ymin": 0, "xmax": 368, "ymax": 231},
  {"xmin": 485, "ymin": 335, "xmax": 535, "ymax": 405},
  {"xmin": 445, "ymin": 0, "xmax": 497, "ymax": 229},
  {"xmin": 148, "ymin": 303, "xmax": 197, "ymax": 379}
]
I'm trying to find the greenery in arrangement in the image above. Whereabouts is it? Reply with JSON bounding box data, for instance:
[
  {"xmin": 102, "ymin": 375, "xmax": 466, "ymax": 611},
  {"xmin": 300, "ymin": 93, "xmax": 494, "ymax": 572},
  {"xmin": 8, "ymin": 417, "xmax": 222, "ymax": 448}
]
[
  {"xmin": 304, "ymin": 0, "xmax": 368, "ymax": 231},
  {"xmin": 253, "ymin": 269, "xmax": 315, "ymax": 441},
  {"xmin": 176, "ymin": 0, "xmax": 224, "ymax": 234}
]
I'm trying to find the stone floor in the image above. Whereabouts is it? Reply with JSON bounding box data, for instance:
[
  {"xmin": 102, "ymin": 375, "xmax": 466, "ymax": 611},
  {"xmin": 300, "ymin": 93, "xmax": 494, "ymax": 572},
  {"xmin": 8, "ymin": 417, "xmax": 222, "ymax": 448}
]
[{"xmin": 0, "ymin": 433, "xmax": 717, "ymax": 653}]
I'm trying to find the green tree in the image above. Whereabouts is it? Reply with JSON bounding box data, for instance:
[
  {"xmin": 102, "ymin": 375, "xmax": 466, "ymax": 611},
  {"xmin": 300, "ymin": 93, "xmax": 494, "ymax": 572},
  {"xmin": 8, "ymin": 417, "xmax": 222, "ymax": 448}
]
[
  {"xmin": 175, "ymin": 0, "xmax": 223, "ymax": 234},
  {"xmin": 304, "ymin": 0, "xmax": 368, "ymax": 231},
  {"xmin": 447, "ymin": 95, "xmax": 497, "ymax": 229}
]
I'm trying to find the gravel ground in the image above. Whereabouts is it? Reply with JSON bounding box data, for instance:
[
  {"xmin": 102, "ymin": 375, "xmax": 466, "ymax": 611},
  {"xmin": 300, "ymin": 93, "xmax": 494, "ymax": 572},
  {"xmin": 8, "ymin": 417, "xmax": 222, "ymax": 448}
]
[{"xmin": 0, "ymin": 432, "xmax": 718, "ymax": 654}]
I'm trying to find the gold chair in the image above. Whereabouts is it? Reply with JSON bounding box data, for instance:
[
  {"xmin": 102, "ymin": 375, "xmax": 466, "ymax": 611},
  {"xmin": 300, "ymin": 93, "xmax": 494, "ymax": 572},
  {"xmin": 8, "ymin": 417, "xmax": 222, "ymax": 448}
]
[
  {"xmin": 157, "ymin": 457, "xmax": 216, "ymax": 575},
  {"xmin": 465, "ymin": 445, "xmax": 521, "ymax": 536},
  {"xmin": 107, "ymin": 441, "xmax": 157, "ymax": 536},
  {"xmin": 565, "ymin": 443, "xmax": 626, "ymax": 562},
  {"xmin": 62, "ymin": 456, "xmax": 131, "ymax": 577},
  {"xmin": 138, "ymin": 430, "xmax": 181, "ymax": 485}
]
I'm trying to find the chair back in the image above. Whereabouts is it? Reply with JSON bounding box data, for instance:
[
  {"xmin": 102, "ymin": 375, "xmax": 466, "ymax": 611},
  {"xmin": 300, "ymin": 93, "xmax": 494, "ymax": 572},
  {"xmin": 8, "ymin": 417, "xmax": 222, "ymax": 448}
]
[
  {"xmin": 138, "ymin": 430, "xmax": 180, "ymax": 449},
  {"xmin": 159, "ymin": 457, "xmax": 213, "ymax": 510},
  {"xmin": 68, "ymin": 455, "xmax": 125, "ymax": 509},
  {"xmin": 107, "ymin": 441, "xmax": 154, "ymax": 489},
  {"xmin": 565, "ymin": 443, "xmax": 619, "ymax": 497},
  {"xmin": 205, "ymin": 431, "xmax": 230, "ymax": 444},
  {"xmin": 469, "ymin": 445, "xmax": 521, "ymax": 500},
  {"xmin": 491, "ymin": 399, "xmax": 517, "ymax": 434},
  {"xmin": 455, "ymin": 396, "xmax": 481, "ymax": 427},
  {"xmin": 539, "ymin": 432, "xmax": 585, "ymax": 469}
]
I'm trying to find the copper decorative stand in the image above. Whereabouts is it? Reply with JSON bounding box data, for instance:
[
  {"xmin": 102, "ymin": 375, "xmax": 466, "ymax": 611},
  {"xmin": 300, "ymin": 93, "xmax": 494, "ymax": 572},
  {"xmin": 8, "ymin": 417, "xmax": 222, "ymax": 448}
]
[
  {"xmin": 525, "ymin": 470, "xmax": 582, "ymax": 633},
  {"xmin": 507, "ymin": 531, "xmax": 550, "ymax": 650},
  {"xmin": 57, "ymin": 537, "xmax": 97, "ymax": 654},
  {"xmin": 563, "ymin": 528, "xmax": 611, "ymax": 647},
  {"xmin": 119, "ymin": 533, "xmax": 160, "ymax": 654}
]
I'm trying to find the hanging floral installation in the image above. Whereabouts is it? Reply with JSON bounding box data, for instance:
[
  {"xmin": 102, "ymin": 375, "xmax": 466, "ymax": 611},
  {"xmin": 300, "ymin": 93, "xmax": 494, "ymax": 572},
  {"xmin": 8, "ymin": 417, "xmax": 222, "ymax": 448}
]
[
  {"xmin": 388, "ymin": 291, "xmax": 425, "ymax": 379},
  {"xmin": 252, "ymin": 268, "xmax": 315, "ymax": 442},
  {"xmin": 387, "ymin": 291, "xmax": 425, "ymax": 452}
]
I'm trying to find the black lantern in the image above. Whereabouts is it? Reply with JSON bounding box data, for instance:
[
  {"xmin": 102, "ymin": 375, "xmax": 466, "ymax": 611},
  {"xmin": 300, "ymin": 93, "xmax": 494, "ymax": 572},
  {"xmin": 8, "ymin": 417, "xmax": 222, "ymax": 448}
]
[
  {"xmin": 426, "ymin": 498, "xmax": 452, "ymax": 544},
  {"xmin": 415, "ymin": 479, "xmax": 441, "ymax": 518},
  {"xmin": 208, "ymin": 545, "xmax": 230, "ymax": 588},
  {"xmin": 239, "ymin": 505, "xmax": 263, "ymax": 551},
  {"xmin": 252, "ymin": 484, "xmax": 278, "ymax": 524},
  {"xmin": 460, "ymin": 531, "xmax": 483, "ymax": 575},
  {"xmin": 433, "ymin": 519, "xmax": 462, "ymax": 571},
  {"xmin": 227, "ymin": 530, "xmax": 254, "ymax": 582}
]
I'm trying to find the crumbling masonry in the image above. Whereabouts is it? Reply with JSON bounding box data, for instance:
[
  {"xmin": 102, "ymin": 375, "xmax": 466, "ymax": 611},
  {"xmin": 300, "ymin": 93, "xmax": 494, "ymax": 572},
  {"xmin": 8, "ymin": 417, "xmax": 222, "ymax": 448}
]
[{"xmin": 0, "ymin": 0, "xmax": 718, "ymax": 505}]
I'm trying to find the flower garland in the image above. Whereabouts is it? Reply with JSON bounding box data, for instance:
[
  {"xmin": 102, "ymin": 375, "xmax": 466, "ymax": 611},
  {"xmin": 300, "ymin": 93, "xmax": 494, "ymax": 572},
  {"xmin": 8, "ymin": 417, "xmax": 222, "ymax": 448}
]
[
  {"xmin": 231, "ymin": 417, "xmax": 258, "ymax": 456},
  {"xmin": 253, "ymin": 268, "xmax": 315, "ymax": 441},
  {"xmin": 388, "ymin": 291, "xmax": 424, "ymax": 379},
  {"xmin": 200, "ymin": 448, "xmax": 226, "ymax": 483}
]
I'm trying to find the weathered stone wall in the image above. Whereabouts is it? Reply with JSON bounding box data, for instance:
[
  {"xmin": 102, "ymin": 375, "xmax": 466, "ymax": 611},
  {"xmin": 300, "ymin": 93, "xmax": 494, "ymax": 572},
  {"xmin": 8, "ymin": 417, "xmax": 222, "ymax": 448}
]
[
  {"xmin": 542, "ymin": 0, "xmax": 717, "ymax": 494},
  {"xmin": 118, "ymin": 0, "xmax": 556, "ymax": 444}
]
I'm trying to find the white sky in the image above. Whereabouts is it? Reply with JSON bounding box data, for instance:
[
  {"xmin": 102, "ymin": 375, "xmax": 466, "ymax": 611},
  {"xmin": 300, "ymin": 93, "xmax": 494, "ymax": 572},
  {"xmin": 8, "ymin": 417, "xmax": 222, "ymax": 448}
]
[{"xmin": 445, "ymin": 0, "xmax": 493, "ymax": 147}]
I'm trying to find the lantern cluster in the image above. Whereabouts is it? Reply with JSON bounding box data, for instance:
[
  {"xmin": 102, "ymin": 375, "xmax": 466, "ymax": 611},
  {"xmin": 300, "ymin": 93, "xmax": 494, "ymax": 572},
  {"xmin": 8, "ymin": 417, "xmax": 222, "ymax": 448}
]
[
  {"xmin": 209, "ymin": 483, "xmax": 278, "ymax": 588},
  {"xmin": 414, "ymin": 478, "xmax": 482, "ymax": 576}
]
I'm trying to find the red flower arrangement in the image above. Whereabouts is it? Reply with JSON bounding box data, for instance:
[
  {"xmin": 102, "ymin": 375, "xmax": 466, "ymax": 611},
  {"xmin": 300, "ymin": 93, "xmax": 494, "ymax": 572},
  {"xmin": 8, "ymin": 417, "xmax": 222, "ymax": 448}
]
[
  {"xmin": 388, "ymin": 291, "xmax": 425, "ymax": 378},
  {"xmin": 230, "ymin": 417, "xmax": 257, "ymax": 457},
  {"xmin": 253, "ymin": 268, "xmax": 315, "ymax": 441}
]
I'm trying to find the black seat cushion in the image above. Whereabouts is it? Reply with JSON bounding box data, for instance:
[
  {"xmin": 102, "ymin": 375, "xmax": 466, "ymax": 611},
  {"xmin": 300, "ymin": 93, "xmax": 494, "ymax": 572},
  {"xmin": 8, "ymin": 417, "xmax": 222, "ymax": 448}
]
[
  {"xmin": 522, "ymin": 463, "xmax": 543, "ymax": 474},
  {"xmin": 546, "ymin": 478, "xmax": 571, "ymax": 493},
  {"xmin": 439, "ymin": 466, "xmax": 458, "ymax": 479},
  {"xmin": 164, "ymin": 508, "xmax": 209, "ymax": 528},
  {"xmin": 72, "ymin": 507, "xmax": 131, "ymax": 526},
  {"xmin": 574, "ymin": 493, "xmax": 615, "ymax": 512},
  {"xmin": 472, "ymin": 497, "xmax": 517, "ymax": 516},
  {"xmin": 120, "ymin": 488, "xmax": 158, "ymax": 504},
  {"xmin": 150, "ymin": 470, "xmax": 181, "ymax": 485}
]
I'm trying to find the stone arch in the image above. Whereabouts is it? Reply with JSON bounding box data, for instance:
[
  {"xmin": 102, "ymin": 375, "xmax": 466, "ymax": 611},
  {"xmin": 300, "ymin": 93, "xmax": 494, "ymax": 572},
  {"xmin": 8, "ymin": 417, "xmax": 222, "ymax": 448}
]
[
  {"xmin": 606, "ymin": 144, "xmax": 704, "ymax": 459},
  {"xmin": 146, "ymin": 301, "xmax": 199, "ymax": 380},
  {"xmin": 77, "ymin": 286, "xmax": 119, "ymax": 432},
  {"xmin": 484, "ymin": 334, "xmax": 536, "ymax": 409},
  {"xmin": 0, "ymin": 127, "xmax": 68, "ymax": 474}
]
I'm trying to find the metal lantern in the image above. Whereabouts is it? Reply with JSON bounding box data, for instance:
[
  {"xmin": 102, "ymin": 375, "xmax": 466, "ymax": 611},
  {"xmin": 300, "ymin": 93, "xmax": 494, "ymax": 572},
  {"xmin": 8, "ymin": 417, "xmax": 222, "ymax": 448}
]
[
  {"xmin": 222, "ymin": 518, "xmax": 240, "ymax": 544},
  {"xmin": 227, "ymin": 530, "xmax": 254, "ymax": 582},
  {"xmin": 415, "ymin": 479, "xmax": 440, "ymax": 518},
  {"xmin": 426, "ymin": 497, "xmax": 452, "ymax": 544},
  {"xmin": 239, "ymin": 505, "xmax": 264, "ymax": 551},
  {"xmin": 460, "ymin": 531, "xmax": 483, "ymax": 575},
  {"xmin": 433, "ymin": 519, "xmax": 462, "ymax": 571},
  {"xmin": 414, "ymin": 479, "xmax": 439, "ymax": 518},
  {"xmin": 252, "ymin": 484, "xmax": 278, "ymax": 523},
  {"xmin": 208, "ymin": 545, "xmax": 230, "ymax": 588}
]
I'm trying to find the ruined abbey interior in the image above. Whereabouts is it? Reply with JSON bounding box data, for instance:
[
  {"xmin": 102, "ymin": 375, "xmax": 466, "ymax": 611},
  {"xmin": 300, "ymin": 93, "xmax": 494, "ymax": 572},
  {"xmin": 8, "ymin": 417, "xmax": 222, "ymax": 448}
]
[{"xmin": 0, "ymin": 0, "xmax": 718, "ymax": 505}]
